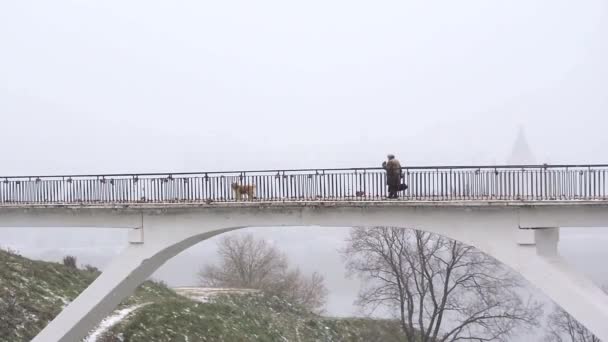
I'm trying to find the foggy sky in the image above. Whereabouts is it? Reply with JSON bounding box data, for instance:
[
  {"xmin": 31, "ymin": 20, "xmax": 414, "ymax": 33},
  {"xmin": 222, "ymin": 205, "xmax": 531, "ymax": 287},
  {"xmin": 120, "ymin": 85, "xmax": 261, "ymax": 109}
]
[
  {"xmin": 1, "ymin": 1, "xmax": 607, "ymax": 339},
  {"xmin": 1, "ymin": 0, "xmax": 607, "ymax": 175}
]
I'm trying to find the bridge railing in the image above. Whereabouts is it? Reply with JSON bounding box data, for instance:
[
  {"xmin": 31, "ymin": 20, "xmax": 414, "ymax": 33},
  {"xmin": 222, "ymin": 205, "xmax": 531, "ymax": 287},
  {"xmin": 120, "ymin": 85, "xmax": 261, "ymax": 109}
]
[{"xmin": 0, "ymin": 165, "xmax": 607, "ymax": 204}]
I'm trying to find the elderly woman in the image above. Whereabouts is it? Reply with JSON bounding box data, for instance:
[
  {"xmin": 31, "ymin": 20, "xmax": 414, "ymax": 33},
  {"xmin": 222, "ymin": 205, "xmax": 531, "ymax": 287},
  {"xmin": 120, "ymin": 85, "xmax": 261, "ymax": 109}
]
[{"xmin": 382, "ymin": 154, "xmax": 402, "ymax": 199}]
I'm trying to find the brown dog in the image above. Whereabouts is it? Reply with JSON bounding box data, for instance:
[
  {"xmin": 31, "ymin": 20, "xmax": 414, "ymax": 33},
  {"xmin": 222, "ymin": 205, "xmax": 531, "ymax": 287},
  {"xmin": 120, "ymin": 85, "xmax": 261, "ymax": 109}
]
[{"xmin": 231, "ymin": 182, "xmax": 256, "ymax": 201}]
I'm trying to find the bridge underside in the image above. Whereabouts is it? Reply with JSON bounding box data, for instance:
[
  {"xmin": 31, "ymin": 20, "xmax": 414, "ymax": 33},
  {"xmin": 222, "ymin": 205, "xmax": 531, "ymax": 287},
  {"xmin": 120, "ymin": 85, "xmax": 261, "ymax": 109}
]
[{"xmin": 1, "ymin": 202, "xmax": 605, "ymax": 342}]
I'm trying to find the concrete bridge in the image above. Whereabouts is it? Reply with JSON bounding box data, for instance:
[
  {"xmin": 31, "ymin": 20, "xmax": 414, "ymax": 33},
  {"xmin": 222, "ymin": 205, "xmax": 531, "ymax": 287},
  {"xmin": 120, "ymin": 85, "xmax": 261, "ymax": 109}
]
[{"xmin": 1, "ymin": 165, "xmax": 608, "ymax": 341}]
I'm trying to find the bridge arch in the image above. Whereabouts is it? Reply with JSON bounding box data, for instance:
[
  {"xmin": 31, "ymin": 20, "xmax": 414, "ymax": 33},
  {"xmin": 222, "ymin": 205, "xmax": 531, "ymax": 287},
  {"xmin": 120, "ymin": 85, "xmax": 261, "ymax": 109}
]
[{"xmin": 29, "ymin": 204, "xmax": 608, "ymax": 342}]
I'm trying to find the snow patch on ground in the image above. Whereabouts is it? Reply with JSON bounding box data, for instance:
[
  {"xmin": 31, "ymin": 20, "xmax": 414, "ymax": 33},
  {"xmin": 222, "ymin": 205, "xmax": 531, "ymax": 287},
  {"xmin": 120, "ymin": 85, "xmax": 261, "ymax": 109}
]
[
  {"xmin": 173, "ymin": 287, "xmax": 261, "ymax": 303},
  {"xmin": 84, "ymin": 303, "xmax": 148, "ymax": 342}
]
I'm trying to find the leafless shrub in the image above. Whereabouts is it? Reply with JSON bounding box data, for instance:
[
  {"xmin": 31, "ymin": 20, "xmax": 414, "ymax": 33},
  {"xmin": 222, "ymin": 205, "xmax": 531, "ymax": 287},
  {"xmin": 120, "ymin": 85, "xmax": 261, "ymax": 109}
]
[
  {"xmin": 199, "ymin": 233, "xmax": 328, "ymax": 313},
  {"xmin": 63, "ymin": 255, "xmax": 77, "ymax": 269}
]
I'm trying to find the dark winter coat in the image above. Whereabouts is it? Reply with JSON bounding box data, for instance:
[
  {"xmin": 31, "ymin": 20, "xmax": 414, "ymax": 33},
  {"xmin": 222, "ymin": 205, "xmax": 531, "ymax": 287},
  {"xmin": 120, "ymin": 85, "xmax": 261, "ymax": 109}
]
[{"xmin": 383, "ymin": 159, "xmax": 402, "ymax": 187}]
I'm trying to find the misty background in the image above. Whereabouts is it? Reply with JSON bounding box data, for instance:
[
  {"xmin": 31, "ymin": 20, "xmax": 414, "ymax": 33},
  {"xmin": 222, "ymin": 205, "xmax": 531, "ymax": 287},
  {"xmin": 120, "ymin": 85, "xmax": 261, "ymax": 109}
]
[{"xmin": 1, "ymin": 0, "xmax": 607, "ymax": 339}]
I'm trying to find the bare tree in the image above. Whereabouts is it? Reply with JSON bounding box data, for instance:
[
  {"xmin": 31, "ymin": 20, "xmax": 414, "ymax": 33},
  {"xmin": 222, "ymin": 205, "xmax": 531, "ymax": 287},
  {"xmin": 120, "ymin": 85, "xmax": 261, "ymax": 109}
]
[
  {"xmin": 343, "ymin": 227, "xmax": 541, "ymax": 342},
  {"xmin": 544, "ymin": 286, "xmax": 607, "ymax": 342},
  {"xmin": 199, "ymin": 233, "xmax": 328, "ymax": 313},
  {"xmin": 273, "ymin": 269, "xmax": 328, "ymax": 313},
  {"xmin": 63, "ymin": 255, "xmax": 77, "ymax": 269}
]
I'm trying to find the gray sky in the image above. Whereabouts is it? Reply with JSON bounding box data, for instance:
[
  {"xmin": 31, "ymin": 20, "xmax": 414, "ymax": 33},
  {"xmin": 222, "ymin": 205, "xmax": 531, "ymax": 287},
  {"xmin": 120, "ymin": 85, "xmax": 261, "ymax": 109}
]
[
  {"xmin": 1, "ymin": 1, "xmax": 608, "ymax": 339},
  {"xmin": 1, "ymin": 0, "xmax": 607, "ymax": 175}
]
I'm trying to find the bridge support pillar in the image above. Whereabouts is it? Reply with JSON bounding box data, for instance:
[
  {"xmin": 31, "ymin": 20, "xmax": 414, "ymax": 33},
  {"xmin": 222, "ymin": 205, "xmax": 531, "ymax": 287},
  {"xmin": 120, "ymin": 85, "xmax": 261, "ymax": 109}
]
[
  {"xmin": 31, "ymin": 222, "xmax": 235, "ymax": 342},
  {"xmin": 30, "ymin": 244, "xmax": 160, "ymax": 342},
  {"xmin": 516, "ymin": 226, "xmax": 559, "ymax": 256},
  {"xmin": 503, "ymin": 226, "xmax": 608, "ymax": 340},
  {"xmin": 534, "ymin": 227, "xmax": 559, "ymax": 257},
  {"xmin": 128, "ymin": 226, "xmax": 144, "ymax": 244}
]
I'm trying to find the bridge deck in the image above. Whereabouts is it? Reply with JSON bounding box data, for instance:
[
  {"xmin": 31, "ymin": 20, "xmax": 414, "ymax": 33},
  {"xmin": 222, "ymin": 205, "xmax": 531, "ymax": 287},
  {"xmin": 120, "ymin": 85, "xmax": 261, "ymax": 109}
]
[{"xmin": 1, "ymin": 200, "xmax": 608, "ymax": 211}]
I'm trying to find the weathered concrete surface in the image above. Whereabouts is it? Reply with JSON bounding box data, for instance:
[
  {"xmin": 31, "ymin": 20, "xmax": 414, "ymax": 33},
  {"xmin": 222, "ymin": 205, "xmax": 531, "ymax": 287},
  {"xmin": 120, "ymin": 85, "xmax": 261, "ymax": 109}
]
[
  {"xmin": 2, "ymin": 200, "xmax": 608, "ymax": 229},
  {"xmin": 13, "ymin": 201, "xmax": 608, "ymax": 342}
]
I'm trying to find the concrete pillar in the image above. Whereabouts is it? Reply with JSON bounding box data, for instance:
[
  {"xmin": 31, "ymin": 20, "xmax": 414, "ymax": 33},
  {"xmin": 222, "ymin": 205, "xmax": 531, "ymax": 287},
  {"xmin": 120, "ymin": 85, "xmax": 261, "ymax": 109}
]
[
  {"xmin": 515, "ymin": 254, "xmax": 608, "ymax": 341},
  {"xmin": 516, "ymin": 228, "xmax": 535, "ymax": 245},
  {"xmin": 31, "ymin": 244, "xmax": 159, "ymax": 342},
  {"xmin": 499, "ymin": 227, "xmax": 608, "ymax": 340},
  {"xmin": 534, "ymin": 227, "xmax": 559, "ymax": 257},
  {"xmin": 128, "ymin": 226, "xmax": 144, "ymax": 244},
  {"xmin": 31, "ymin": 224, "xmax": 235, "ymax": 342}
]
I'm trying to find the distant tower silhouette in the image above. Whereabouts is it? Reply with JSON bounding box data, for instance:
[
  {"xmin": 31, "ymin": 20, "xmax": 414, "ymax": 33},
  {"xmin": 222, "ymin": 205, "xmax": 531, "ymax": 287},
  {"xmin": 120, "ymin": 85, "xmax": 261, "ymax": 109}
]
[{"xmin": 507, "ymin": 126, "xmax": 536, "ymax": 165}]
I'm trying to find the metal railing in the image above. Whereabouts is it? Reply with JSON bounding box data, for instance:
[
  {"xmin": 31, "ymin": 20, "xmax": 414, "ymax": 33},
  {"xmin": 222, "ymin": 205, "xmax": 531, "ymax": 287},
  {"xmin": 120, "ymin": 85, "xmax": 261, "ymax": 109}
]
[{"xmin": 1, "ymin": 165, "xmax": 607, "ymax": 205}]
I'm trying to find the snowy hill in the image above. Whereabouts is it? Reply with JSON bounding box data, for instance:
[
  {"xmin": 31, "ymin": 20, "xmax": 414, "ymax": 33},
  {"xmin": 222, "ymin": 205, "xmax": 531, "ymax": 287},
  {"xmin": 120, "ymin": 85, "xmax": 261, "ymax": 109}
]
[{"xmin": 0, "ymin": 249, "xmax": 409, "ymax": 342}]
